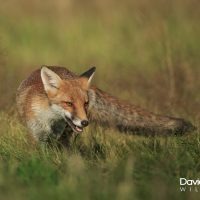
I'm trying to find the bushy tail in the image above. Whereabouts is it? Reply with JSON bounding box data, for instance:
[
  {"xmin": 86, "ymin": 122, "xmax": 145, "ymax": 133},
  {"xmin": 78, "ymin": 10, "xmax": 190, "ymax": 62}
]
[{"xmin": 88, "ymin": 87, "xmax": 196, "ymax": 135}]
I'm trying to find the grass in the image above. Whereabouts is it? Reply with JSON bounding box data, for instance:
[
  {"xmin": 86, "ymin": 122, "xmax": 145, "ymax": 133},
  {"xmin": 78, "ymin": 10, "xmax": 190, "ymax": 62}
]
[
  {"xmin": 0, "ymin": 0, "xmax": 199, "ymax": 199},
  {"xmin": 0, "ymin": 112, "xmax": 199, "ymax": 200}
]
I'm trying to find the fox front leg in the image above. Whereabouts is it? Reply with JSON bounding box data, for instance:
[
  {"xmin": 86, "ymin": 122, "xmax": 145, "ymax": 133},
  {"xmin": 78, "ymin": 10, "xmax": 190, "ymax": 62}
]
[{"xmin": 58, "ymin": 125, "xmax": 74, "ymax": 147}]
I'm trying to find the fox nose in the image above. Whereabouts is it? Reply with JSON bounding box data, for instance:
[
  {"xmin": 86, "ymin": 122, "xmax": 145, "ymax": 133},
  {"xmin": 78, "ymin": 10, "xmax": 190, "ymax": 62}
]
[{"xmin": 81, "ymin": 120, "xmax": 89, "ymax": 127}]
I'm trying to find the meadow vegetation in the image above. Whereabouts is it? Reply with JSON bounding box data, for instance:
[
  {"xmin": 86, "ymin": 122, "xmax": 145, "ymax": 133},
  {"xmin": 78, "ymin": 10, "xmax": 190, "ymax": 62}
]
[{"xmin": 0, "ymin": 0, "xmax": 199, "ymax": 199}]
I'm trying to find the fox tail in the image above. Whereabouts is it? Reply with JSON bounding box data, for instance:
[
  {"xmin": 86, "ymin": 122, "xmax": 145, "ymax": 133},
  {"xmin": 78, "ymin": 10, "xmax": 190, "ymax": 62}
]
[{"xmin": 88, "ymin": 87, "xmax": 196, "ymax": 135}]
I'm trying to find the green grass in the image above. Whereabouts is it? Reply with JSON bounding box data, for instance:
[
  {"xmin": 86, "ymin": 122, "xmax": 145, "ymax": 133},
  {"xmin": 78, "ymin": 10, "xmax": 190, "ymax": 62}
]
[
  {"xmin": 0, "ymin": 0, "xmax": 199, "ymax": 199},
  {"xmin": 0, "ymin": 112, "xmax": 199, "ymax": 200}
]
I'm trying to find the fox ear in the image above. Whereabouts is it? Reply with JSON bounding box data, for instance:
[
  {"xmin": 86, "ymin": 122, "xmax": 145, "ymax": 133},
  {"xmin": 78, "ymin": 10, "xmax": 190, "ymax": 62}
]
[
  {"xmin": 80, "ymin": 67, "xmax": 96, "ymax": 88},
  {"xmin": 41, "ymin": 66, "xmax": 62, "ymax": 96}
]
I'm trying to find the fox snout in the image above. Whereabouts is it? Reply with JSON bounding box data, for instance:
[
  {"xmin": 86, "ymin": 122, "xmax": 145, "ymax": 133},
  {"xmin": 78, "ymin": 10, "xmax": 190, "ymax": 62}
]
[
  {"xmin": 64, "ymin": 113, "xmax": 89, "ymax": 133},
  {"xmin": 70, "ymin": 117, "xmax": 89, "ymax": 128},
  {"xmin": 72, "ymin": 118, "xmax": 89, "ymax": 128}
]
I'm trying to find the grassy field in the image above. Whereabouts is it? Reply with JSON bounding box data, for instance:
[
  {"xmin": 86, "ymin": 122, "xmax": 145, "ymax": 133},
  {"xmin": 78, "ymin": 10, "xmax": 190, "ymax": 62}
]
[{"xmin": 0, "ymin": 0, "xmax": 199, "ymax": 199}]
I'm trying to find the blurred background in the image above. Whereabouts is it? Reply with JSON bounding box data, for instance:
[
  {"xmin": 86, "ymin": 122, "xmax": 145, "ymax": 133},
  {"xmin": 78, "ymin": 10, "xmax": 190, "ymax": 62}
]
[
  {"xmin": 0, "ymin": 1, "xmax": 199, "ymax": 199},
  {"xmin": 0, "ymin": 0, "xmax": 199, "ymax": 122}
]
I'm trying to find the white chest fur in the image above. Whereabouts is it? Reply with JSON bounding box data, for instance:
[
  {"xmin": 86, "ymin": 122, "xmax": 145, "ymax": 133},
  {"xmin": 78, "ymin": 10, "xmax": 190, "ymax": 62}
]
[{"xmin": 29, "ymin": 102, "xmax": 67, "ymax": 140}]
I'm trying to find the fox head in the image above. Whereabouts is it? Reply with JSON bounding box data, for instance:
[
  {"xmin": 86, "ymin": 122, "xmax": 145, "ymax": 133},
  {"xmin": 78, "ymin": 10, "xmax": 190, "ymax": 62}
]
[{"xmin": 41, "ymin": 66, "xmax": 96, "ymax": 133}]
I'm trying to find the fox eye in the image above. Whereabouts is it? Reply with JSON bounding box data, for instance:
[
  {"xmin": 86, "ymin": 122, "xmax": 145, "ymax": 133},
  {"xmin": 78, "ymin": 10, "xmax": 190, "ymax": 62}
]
[
  {"xmin": 64, "ymin": 102, "xmax": 73, "ymax": 107},
  {"xmin": 84, "ymin": 101, "xmax": 89, "ymax": 107}
]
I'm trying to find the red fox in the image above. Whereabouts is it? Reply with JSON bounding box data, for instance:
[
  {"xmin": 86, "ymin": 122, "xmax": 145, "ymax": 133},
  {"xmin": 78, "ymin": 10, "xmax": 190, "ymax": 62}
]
[{"xmin": 16, "ymin": 66, "xmax": 195, "ymax": 143}]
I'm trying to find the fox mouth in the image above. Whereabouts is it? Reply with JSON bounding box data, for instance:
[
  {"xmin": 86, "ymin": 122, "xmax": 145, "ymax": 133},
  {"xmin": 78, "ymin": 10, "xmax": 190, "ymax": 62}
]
[{"xmin": 64, "ymin": 117, "xmax": 83, "ymax": 133}]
